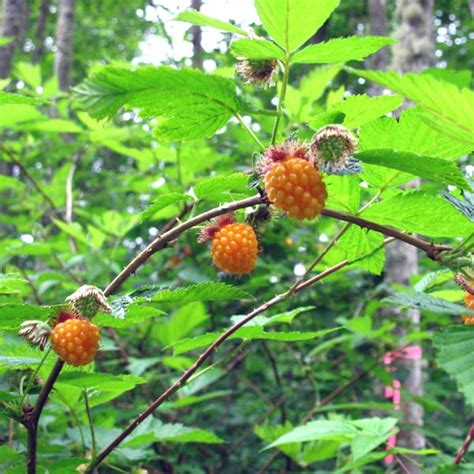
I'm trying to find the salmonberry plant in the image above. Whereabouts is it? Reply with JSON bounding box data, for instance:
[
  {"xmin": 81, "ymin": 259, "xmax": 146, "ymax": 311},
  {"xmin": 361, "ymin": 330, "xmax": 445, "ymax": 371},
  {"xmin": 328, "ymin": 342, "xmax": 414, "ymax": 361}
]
[{"xmin": 0, "ymin": 0, "xmax": 473, "ymax": 473}]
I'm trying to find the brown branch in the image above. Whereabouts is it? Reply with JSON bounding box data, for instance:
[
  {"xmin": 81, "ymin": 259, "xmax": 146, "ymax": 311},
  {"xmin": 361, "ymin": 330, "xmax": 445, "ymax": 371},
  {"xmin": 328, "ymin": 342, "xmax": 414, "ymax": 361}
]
[
  {"xmin": 454, "ymin": 420, "xmax": 474, "ymax": 464},
  {"xmin": 85, "ymin": 260, "xmax": 345, "ymax": 472},
  {"xmin": 24, "ymin": 359, "xmax": 64, "ymax": 474},
  {"xmin": 261, "ymin": 342, "xmax": 286, "ymax": 422},
  {"xmin": 103, "ymin": 194, "xmax": 265, "ymax": 296},
  {"xmin": 321, "ymin": 209, "xmax": 451, "ymax": 260},
  {"xmin": 25, "ymin": 194, "xmax": 451, "ymax": 473}
]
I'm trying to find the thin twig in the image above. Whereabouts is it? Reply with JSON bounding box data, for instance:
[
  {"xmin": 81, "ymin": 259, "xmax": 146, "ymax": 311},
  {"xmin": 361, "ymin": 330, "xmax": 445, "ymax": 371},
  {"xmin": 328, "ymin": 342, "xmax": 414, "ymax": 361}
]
[
  {"xmin": 19, "ymin": 348, "xmax": 52, "ymax": 412},
  {"xmin": 261, "ymin": 342, "xmax": 286, "ymax": 422},
  {"xmin": 103, "ymin": 194, "xmax": 265, "ymax": 296},
  {"xmin": 271, "ymin": 55, "xmax": 291, "ymax": 144},
  {"xmin": 0, "ymin": 145, "xmax": 61, "ymax": 215},
  {"xmin": 321, "ymin": 209, "xmax": 450, "ymax": 260},
  {"xmin": 235, "ymin": 113, "xmax": 265, "ymax": 150},
  {"xmin": 84, "ymin": 260, "xmax": 346, "ymax": 472},
  {"xmin": 84, "ymin": 389, "xmax": 97, "ymax": 461},
  {"xmin": 28, "ymin": 194, "xmax": 451, "ymax": 473},
  {"xmin": 8, "ymin": 419, "xmax": 14, "ymax": 448},
  {"xmin": 65, "ymin": 151, "xmax": 82, "ymax": 224},
  {"xmin": 65, "ymin": 151, "xmax": 82, "ymax": 253},
  {"xmin": 18, "ymin": 267, "xmax": 43, "ymax": 305},
  {"xmin": 454, "ymin": 420, "xmax": 474, "ymax": 464}
]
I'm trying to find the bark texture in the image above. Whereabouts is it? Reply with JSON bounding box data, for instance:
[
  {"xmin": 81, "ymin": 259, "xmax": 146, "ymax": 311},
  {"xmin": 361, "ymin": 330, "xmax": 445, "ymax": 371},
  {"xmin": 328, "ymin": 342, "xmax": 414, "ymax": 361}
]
[
  {"xmin": 32, "ymin": 0, "xmax": 49, "ymax": 63},
  {"xmin": 393, "ymin": 0, "xmax": 435, "ymax": 73},
  {"xmin": 0, "ymin": 0, "xmax": 27, "ymax": 78},
  {"xmin": 54, "ymin": 0, "xmax": 76, "ymax": 91},
  {"xmin": 190, "ymin": 0, "xmax": 203, "ymax": 69},
  {"xmin": 387, "ymin": 0, "xmax": 435, "ymax": 470},
  {"xmin": 367, "ymin": 0, "xmax": 389, "ymax": 71}
]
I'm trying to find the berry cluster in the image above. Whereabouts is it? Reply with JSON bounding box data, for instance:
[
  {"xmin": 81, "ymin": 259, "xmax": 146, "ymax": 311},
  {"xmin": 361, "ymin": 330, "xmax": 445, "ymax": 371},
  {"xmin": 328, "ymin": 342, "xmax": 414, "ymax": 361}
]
[
  {"xmin": 199, "ymin": 130, "xmax": 361, "ymax": 275},
  {"xmin": 51, "ymin": 317, "xmax": 100, "ymax": 366},
  {"xmin": 264, "ymin": 157, "xmax": 327, "ymax": 220},
  {"xmin": 260, "ymin": 139, "xmax": 328, "ymax": 221},
  {"xmin": 199, "ymin": 213, "xmax": 258, "ymax": 275}
]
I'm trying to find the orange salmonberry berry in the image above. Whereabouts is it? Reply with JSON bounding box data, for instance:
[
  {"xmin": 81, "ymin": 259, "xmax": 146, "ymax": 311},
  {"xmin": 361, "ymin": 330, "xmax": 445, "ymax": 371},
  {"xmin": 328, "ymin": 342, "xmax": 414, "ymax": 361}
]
[
  {"xmin": 51, "ymin": 318, "xmax": 100, "ymax": 366},
  {"xmin": 462, "ymin": 292, "xmax": 474, "ymax": 325},
  {"xmin": 465, "ymin": 292, "xmax": 474, "ymax": 309},
  {"xmin": 264, "ymin": 157, "xmax": 327, "ymax": 220},
  {"xmin": 210, "ymin": 222, "xmax": 258, "ymax": 275}
]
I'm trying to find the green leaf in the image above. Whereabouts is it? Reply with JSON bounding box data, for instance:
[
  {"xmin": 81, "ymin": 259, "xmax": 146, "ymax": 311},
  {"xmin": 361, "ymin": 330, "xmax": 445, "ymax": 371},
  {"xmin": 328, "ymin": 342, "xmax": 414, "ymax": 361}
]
[
  {"xmin": 338, "ymin": 227, "xmax": 385, "ymax": 275},
  {"xmin": 331, "ymin": 94, "xmax": 403, "ymax": 129},
  {"xmin": 0, "ymin": 303, "xmax": 60, "ymax": 331},
  {"xmin": 20, "ymin": 119, "xmax": 83, "ymax": 134},
  {"xmin": 160, "ymin": 390, "xmax": 231, "ymax": 411},
  {"xmin": 0, "ymin": 90, "xmax": 43, "ymax": 106},
  {"xmin": 0, "ymin": 37, "xmax": 13, "ymax": 47},
  {"xmin": 151, "ymin": 282, "xmax": 252, "ymax": 303},
  {"xmin": 354, "ymin": 149, "xmax": 469, "ymax": 190},
  {"xmin": 141, "ymin": 192, "xmax": 190, "ymax": 222},
  {"xmin": 324, "ymin": 175, "xmax": 361, "ymax": 214},
  {"xmin": 255, "ymin": 421, "xmax": 301, "ymax": 460},
  {"xmin": 75, "ymin": 66, "xmax": 242, "ymax": 141},
  {"xmin": 155, "ymin": 302, "xmax": 209, "ymax": 346},
  {"xmin": 350, "ymin": 418, "xmax": 398, "ymax": 461},
  {"xmin": 434, "ymin": 326, "xmax": 474, "ymax": 406},
  {"xmin": 423, "ymin": 67, "xmax": 472, "ymax": 89},
  {"xmin": 171, "ymin": 327, "xmax": 341, "ymax": 355},
  {"xmin": 358, "ymin": 108, "xmax": 472, "ymax": 160},
  {"xmin": 15, "ymin": 62, "xmax": 42, "ymax": 89},
  {"xmin": 123, "ymin": 418, "xmax": 223, "ymax": 447},
  {"xmin": 286, "ymin": 64, "xmax": 341, "ymax": 122},
  {"xmin": 155, "ymin": 423, "xmax": 223, "ymax": 444},
  {"xmin": 57, "ymin": 372, "xmax": 145, "ymax": 391},
  {"xmin": 259, "ymin": 306, "xmax": 316, "ymax": 326},
  {"xmin": 94, "ymin": 304, "xmax": 165, "ymax": 328},
  {"xmin": 39, "ymin": 457, "xmax": 88, "ymax": 474},
  {"xmin": 349, "ymin": 68, "xmax": 474, "ymax": 147},
  {"xmin": 230, "ymin": 38, "xmax": 285, "ymax": 60},
  {"xmin": 0, "ymin": 344, "xmax": 56, "ymax": 369},
  {"xmin": 255, "ymin": 0, "xmax": 340, "ymax": 52},
  {"xmin": 292, "ymin": 36, "xmax": 394, "ymax": 64},
  {"xmin": 384, "ymin": 292, "xmax": 474, "ymax": 316},
  {"xmin": 194, "ymin": 173, "xmax": 252, "ymax": 201},
  {"xmin": 176, "ymin": 9, "xmax": 247, "ymax": 35},
  {"xmin": 265, "ymin": 420, "xmax": 358, "ymax": 448},
  {"xmin": 265, "ymin": 417, "xmax": 397, "ymax": 454},
  {"xmin": 362, "ymin": 191, "xmax": 473, "ymax": 238}
]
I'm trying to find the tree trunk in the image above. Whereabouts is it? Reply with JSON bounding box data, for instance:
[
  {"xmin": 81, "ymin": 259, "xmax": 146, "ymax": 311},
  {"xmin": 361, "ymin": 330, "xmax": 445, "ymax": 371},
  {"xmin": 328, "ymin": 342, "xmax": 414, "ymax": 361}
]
[
  {"xmin": 365, "ymin": 0, "xmax": 389, "ymax": 96},
  {"xmin": 393, "ymin": 0, "xmax": 434, "ymax": 73},
  {"xmin": 54, "ymin": 0, "xmax": 76, "ymax": 91},
  {"xmin": 0, "ymin": 0, "xmax": 26, "ymax": 78},
  {"xmin": 386, "ymin": 1, "xmax": 434, "ymax": 471},
  {"xmin": 190, "ymin": 0, "xmax": 203, "ymax": 69},
  {"xmin": 367, "ymin": 0, "xmax": 389, "ymax": 71},
  {"xmin": 32, "ymin": 0, "xmax": 49, "ymax": 64}
]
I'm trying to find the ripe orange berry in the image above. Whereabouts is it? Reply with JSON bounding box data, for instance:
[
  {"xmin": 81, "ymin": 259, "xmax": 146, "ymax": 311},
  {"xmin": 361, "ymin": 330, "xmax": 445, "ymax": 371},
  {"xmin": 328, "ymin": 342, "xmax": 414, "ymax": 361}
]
[
  {"xmin": 264, "ymin": 157, "xmax": 327, "ymax": 220},
  {"xmin": 210, "ymin": 222, "xmax": 258, "ymax": 275},
  {"xmin": 51, "ymin": 318, "xmax": 100, "ymax": 366},
  {"xmin": 462, "ymin": 292, "xmax": 474, "ymax": 325},
  {"xmin": 465, "ymin": 292, "xmax": 474, "ymax": 309}
]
